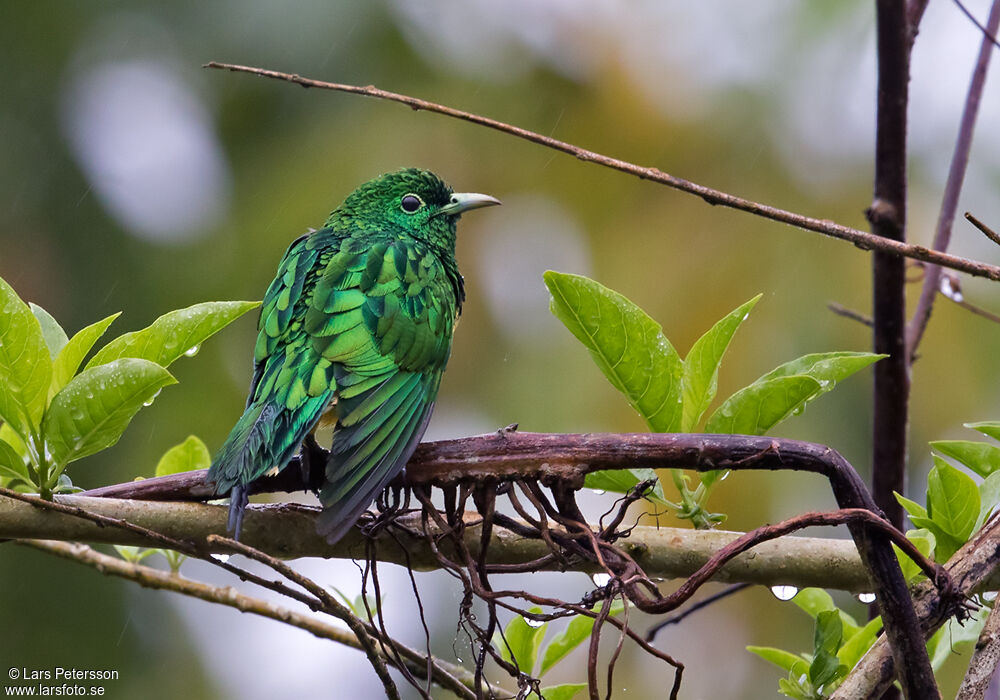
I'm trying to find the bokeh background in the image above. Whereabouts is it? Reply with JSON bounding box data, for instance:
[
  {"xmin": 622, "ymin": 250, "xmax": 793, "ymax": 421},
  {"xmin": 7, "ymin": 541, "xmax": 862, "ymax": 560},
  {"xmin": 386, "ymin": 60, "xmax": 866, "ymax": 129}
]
[{"xmin": 3, "ymin": 1, "xmax": 1000, "ymax": 697}]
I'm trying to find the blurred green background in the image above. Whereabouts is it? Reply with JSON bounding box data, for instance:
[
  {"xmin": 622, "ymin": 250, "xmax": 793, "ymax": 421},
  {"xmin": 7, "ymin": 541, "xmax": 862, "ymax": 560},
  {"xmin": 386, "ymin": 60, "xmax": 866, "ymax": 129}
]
[{"xmin": 3, "ymin": 1, "xmax": 1000, "ymax": 697}]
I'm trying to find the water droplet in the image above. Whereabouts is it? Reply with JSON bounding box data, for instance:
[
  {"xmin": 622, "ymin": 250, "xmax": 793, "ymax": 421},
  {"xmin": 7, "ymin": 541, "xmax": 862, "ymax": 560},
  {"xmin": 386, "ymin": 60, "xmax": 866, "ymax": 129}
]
[
  {"xmin": 524, "ymin": 617, "xmax": 544, "ymax": 628},
  {"xmin": 143, "ymin": 388, "xmax": 162, "ymax": 407},
  {"xmin": 857, "ymin": 592, "xmax": 876, "ymax": 604},
  {"xmin": 184, "ymin": 344, "xmax": 201, "ymax": 357},
  {"xmin": 770, "ymin": 585, "xmax": 798, "ymax": 601},
  {"xmin": 591, "ymin": 489, "xmax": 606, "ymax": 496},
  {"xmin": 592, "ymin": 573, "xmax": 611, "ymax": 587}
]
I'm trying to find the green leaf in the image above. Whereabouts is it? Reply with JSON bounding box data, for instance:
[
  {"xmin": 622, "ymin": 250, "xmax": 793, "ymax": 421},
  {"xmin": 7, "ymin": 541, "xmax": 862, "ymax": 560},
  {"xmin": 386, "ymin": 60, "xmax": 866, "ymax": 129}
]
[
  {"xmin": 496, "ymin": 607, "xmax": 546, "ymax": 674},
  {"xmin": 930, "ymin": 440, "xmax": 1000, "ymax": 478},
  {"xmin": 0, "ymin": 276, "xmax": 53, "ymax": 436},
  {"xmin": 791, "ymin": 588, "xmax": 859, "ymax": 639},
  {"xmin": 777, "ymin": 673, "xmax": 811, "ymax": 700},
  {"xmin": 756, "ymin": 352, "xmax": 884, "ymax": 400},
  {"xmin": 0, "ymin": 438, "xmax": 30, "ymax": 485},
  {"xmin": 813, "ymin": 610, "xmax": 843, "ymax": 656},
  {"xmin": 926, "ymin": 456, "xmax": 979, "ymax": 545},
  {"xmin": 705, "ymin": 375, "xmax": 821, "ymax": 436},
  {"xmin": 965, "ymin": 422, "xmax": 1000, "ymax": 443},
  {"xmin": 838, "ymin": 617, "xmax": 882, "ymax": 670},
  {"xmin": 746, "ymin": 646, "xmax": 809, "ymax": 675},
  {"xmin": 43, "ymin": 358, "xmax": 177, "ymax": 473},
  {"xmin": 539, "ymin": 601, "xmax": 624, "ymax": 674},
  {"xmin": 978, "ymin": 471, "xmax": 1000, "ymax": 531},
  {"xmin": 583, "ymin": 468, "xmax": 670, "ymax": 507},
  {"xmin": 29, "ymin": 303, "xmax": 68, "ymax": 358},
  {"xmin": 544, "ymin": 271, "xmax": 683, "ymax": 432},
  {"xmin": 681, "ymin": 294, "xmax": 761, "ymax": 431},
  {"xmin": 894, "ymin": 492, "xmax": 927, "ymax": 520},
  {"xmin": 86, "ymin": 300, "xmax": 260, "ymax": 371},
  {"xmin": 50, "ymin": 313, "xmax": 121, "ymax": 398},
  {"xmin": 540, "ymin": 684, "xmax": 586, "ymax": 700},
  {"xmin": 810, "ymin": 611, "xmax": 845, "ymax": 687},
  {"xmin": 113, "ymin": 545, "xmax": 156, "ymax": 564},
  {"xmin": 928, "ymin": 606, "xmax": 990, "ymax": 671},
  {"xmin": 155, "ymin": 435, "xmax": 211, "ymax": 477},
  {"xmin": 893, "ymin": 529, "xmax": 935, "ymax": 582}
]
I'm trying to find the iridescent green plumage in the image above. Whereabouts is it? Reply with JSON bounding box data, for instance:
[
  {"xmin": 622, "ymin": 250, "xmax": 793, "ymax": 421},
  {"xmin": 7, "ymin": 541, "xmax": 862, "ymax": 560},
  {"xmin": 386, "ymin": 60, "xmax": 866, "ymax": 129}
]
[{"xmin": 208, "ymin": 169, "xmax": 499, "ymax": 543}]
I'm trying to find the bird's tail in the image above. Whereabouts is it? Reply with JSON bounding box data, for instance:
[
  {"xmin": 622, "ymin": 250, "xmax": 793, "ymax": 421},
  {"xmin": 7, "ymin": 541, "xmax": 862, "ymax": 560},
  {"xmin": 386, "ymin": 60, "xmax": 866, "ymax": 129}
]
[
  {"xmin": 208, "ymin": 396, "xmax": 330, "ymax": 539},
  {"xmin": 207, "ymin": 401, "xmax": 278, "ymax": 540}
]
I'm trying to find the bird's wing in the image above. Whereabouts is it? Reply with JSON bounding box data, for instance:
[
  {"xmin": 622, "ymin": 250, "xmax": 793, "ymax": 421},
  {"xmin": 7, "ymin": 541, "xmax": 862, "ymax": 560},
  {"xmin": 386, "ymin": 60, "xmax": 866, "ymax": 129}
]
[
  {"xmin": 210, "ymin": 232, "xmax": 330, "ymax": 495},
  {"xmin": 305, "ymin": 237, "xmax": 458, "ymax": 541}
]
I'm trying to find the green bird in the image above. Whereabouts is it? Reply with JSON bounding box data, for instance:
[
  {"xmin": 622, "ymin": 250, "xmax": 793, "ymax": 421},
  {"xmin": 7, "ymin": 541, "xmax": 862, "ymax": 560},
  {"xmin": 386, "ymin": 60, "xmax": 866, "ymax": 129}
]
[{"xmin": 208, "ymin": 169, "xmax": 499, "ymax": 543}]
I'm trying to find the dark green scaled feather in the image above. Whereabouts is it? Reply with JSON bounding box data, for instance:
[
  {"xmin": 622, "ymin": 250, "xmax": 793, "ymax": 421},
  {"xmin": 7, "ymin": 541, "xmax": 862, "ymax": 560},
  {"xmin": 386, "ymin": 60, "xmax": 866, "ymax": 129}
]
[{"xmin": 207, "ymin": 168, "xmax": 499, "ymax": 542}]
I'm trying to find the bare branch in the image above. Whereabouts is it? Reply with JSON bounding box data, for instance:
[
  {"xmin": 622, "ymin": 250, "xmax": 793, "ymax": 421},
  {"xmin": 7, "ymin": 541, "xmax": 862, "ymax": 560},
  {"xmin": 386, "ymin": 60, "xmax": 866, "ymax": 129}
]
[
  {"xmin": 828, "ymin": 302, "xmax": 874, "ymax": 327},
  {"xmin": 967, "ymin": 212, "xmax": 1000, "ymax": 247},
  {"xmin": 202, "ymin": 61, "xmax": 1000, "ymax": 283},
  {"xmin": 18, "ymin": 539, "xmax": 484, "ymax": 700},
  {"xmin": 907, "ymin": 0, "xmax": 1000, "ymax": 358}
]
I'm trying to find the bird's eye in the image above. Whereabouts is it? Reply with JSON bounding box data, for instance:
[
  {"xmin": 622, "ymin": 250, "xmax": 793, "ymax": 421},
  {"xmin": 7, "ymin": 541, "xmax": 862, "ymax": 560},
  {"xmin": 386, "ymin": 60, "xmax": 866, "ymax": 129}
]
[{"xmin": 400, "ymin": 194, "xmax": 424, "ymax": 213}]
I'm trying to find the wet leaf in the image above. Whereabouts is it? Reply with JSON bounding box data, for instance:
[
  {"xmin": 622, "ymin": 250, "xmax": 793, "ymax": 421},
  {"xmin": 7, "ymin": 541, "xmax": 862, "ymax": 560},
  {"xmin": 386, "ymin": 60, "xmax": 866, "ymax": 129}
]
[
  {"xmin": 86, "ymin": 300, "xmax": 260, "ymax": 370},
  {"xmin": 545, "ymin": 271, "xmax": 683, "ymax": 432},
  {"xmin": 43, "ymin": 358, "xmax": 176, "ymax": 473},
  {"xmin": 681, "ymin": 294, "xmax": 761, "ymax": 431}
]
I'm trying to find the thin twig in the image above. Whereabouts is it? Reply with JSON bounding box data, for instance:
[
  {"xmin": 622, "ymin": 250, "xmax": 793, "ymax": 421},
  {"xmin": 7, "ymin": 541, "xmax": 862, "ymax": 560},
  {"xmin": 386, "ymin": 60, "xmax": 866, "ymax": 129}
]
[
  {"xmin": 828, "ymin": 302, "xmax": 874, "ymax": 327},
  {"xmin": 201, "ymin": 60, "xmax": 1000, "ymax": 283},
  {"xmin": 967, "ymin": 212, "xmax": 1000, "ymax": 247},
  {"xmin": 644, "ymin": 583, "xmax": 753, "ymax": 642},
  {"xmin": 17, "ymin": 539, "xmax": 480, "ymax": 700},
  {"xmin": 907, "ymin": 0, "xmax": 1000, "ymax": 359},
  {"xmin": 954, "ymin": 0, "xmax": 1000, "ymax": 50},
  {"xmin": 207, "ymin": 534, "xmax": 401, "ymax": 700}
]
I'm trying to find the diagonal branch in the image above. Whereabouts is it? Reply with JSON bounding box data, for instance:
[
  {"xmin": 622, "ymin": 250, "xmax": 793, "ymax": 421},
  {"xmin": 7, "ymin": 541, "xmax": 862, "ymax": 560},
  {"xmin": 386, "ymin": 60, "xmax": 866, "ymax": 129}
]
[
  {"xmin": 202, "ymin": 61, "xmax": 1000, "ymax": 283},
  {"xmin": 907, "ymin": 0, "xmax": 1000, "ymax": 359},
  {"xmin": 17, "ymin": 539, "xmax": 486, "ymax": 700}
]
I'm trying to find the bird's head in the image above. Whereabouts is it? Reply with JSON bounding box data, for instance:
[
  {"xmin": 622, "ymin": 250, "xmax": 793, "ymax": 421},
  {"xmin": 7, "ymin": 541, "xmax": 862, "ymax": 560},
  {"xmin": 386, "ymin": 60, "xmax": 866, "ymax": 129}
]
[{"xmin": 330, "ymin": 168, "xmax": 500, "ymax": 249}]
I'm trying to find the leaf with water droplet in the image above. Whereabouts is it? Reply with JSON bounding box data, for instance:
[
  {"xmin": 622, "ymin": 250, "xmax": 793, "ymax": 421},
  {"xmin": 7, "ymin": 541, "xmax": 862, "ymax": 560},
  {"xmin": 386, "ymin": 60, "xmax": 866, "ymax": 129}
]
[
  {"xmin": 582, "ymin": 467, "xmax": 670, "ymax": 507},
  {"xmin": 544, "ymin": 271, "xmax": 683, "ymax": 432},
  {"xmin": 43, "ymin": 358, "xmax": 176, "ymax": 475},
  {"xmin": 681, "ymin": 293, "xmax": 762, "ymax": 431},
  {"xmin": 86, "ymin": 300, "xmax": 259, "ymax": 371},
  {"xmin": 493, "ymin": 606, "xmax": 547, "ymax": 675},
  {"xmin": 930, "ymin": 439, "xmax": 1000, "ymax": 479},
  {"xmin": 49, "ymin": 313, "xmax": 121, "ymax": 399}
]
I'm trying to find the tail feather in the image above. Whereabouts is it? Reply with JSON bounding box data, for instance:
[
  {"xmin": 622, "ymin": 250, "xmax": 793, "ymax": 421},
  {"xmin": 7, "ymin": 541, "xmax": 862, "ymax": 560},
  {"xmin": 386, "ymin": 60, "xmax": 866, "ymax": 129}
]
[
  {"xmin": 227, "ymin": 484, "xmax": 250, "ymax": 538},
  {"xmin": 208, "ymin": 396, "xmax": 329, "ymax": 540}
]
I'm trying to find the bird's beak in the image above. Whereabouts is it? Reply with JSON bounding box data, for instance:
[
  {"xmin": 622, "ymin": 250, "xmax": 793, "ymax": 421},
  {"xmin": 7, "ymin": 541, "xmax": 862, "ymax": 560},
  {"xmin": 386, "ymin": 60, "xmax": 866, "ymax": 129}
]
[{"xmin": 436, "ymin": 192, "xmax": 501, "ymax": 217}]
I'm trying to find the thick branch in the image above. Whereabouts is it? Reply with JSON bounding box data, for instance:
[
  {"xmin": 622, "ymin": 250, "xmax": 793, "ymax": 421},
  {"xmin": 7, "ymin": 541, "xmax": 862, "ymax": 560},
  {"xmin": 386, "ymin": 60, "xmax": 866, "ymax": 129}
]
[
  {"xmin": 0, "ymin": 494, "xmax": 873, "ymax": 590},
  {"xmin": 202, "ymin": 61, "xmax": 1000, "ymax": 283},
  {"xmin": 870, "ymin": 0, "xmax": 912, "ymax": 536}
]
